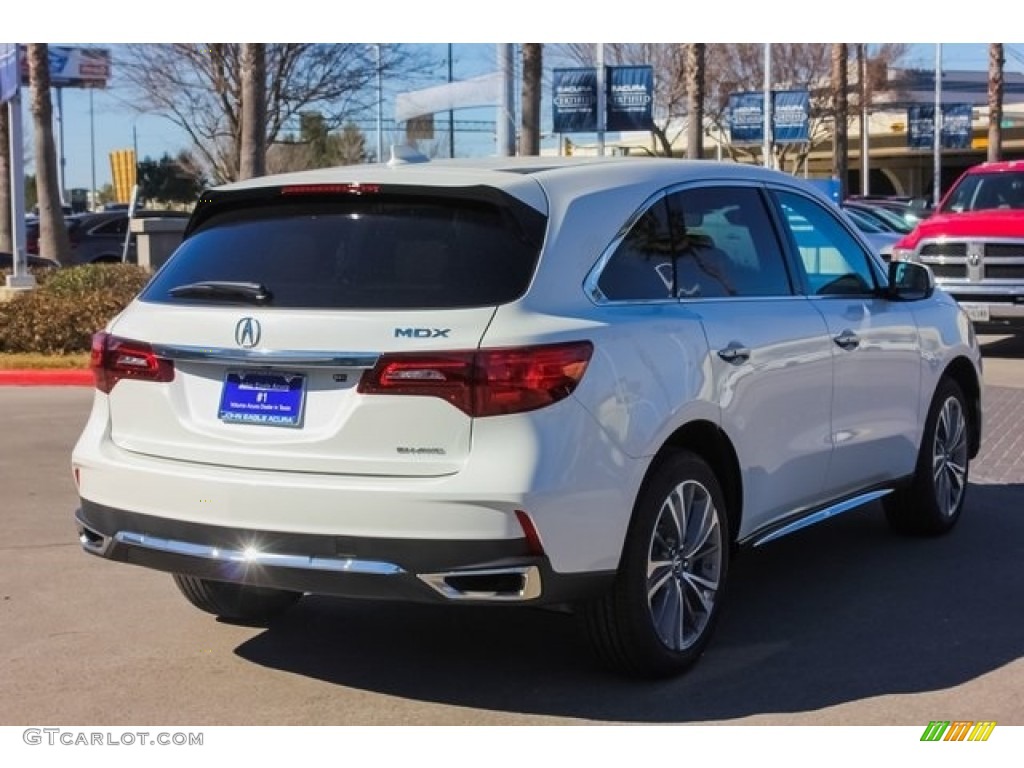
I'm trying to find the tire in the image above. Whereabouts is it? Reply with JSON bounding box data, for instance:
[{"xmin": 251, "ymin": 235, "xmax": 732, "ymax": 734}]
[
  {"xmin": 172, "ymin": 574, "xmax": 301, "ymax": 623},
  {"xmin": 885, "ymin": 377, "xmax": 971, "ymax": 536},
  {"xmin": 583, "ymin": 450, "xmax": 730, "ymax": 678}
]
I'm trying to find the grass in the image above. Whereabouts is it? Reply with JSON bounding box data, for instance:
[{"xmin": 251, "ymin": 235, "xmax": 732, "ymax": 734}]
[{"xmin": 0, "ymin": 353, "xmax": 90, "ymax": 369}]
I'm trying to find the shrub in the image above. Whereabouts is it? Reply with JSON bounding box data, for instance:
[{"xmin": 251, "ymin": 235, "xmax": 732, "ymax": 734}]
[{"xmin": 0, "ymin": 264, "xmax": 151, "ymax": 354}]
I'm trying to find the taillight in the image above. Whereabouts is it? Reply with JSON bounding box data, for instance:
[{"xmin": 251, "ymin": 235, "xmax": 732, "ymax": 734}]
[
  {"xmin": 358, "ymin": 341, "xmax": 593, "ymax": 417},
  {"xmin": 90, "ymin": 332, "xmax": 175, "ymax": 393}
]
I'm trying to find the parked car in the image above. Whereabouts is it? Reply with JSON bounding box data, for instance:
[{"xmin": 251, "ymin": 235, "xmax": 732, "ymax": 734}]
[
  {"xmin": 842, "ymin": 200, "xmax": 915, "ymax": 235},
  {"xmin": 27, "ymin": 210, "xmax": 190, "ymax": 265},
  {"xmin": 73, "ymin": 158, "xmax": 983, "ymax": 678},
  {"xmin": 840, "ymin": 206, "xmax": 902, "ymax": 259},
  {"xmin": 0, "ymin": 252, "xmax": 61, "ymax": 271},
  {"xmin": 892, "ymin": 160, "xmax": 1024, "ymax": 327},
  {"xmin": 847, "ymin": 195, "xmax": 932, "ymax": 228}
]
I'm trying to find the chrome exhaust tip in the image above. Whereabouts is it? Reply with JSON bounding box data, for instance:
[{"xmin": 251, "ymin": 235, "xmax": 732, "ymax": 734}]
[{"xmin": 418, "ymin": 566, "xmax": 542, "ymax": 602}]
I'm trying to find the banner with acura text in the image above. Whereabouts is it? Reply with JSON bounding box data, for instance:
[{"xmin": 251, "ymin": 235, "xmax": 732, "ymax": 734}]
[
  {"xmin": 772, "ymin": 90, "xmax": 810, "ymax": 143},
  {"xmin": 908, "ymin": 104, "xmax": 973, "ymax": 150},
  {"xmin": 606, "ymin": 65, "xmax": 654, "ymax": 132},
  {"xmin": 552, "ymin": 68, "xmax": 598, "ymax": 133}
]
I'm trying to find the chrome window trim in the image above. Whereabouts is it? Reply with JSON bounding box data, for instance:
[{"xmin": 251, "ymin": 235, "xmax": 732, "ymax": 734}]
[
  {"xmin": 150, "ymin": 343, "xmax": 380, "ymax": 369},
  {"xmin": 584, "ymin": 178, "xmax": 797, "ymax": 306}
]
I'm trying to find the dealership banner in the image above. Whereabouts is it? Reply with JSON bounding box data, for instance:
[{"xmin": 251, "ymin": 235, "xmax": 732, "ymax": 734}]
[
  {"xmin": 18, "ymin": 45, "xmax": 111, "ymax": 88},
  {"xmin": 908, "ymin": 104, "xmax": 973, "ymax": 149},
  {"xmin": 772, "ymin": 90, "xmax": 810, "ymax": 143},
  {"xmin": 606, "ymin": 65, "xmax": 654, "ymax": 132},
  {"xmin": 0, "ymin": 44, "xmax": 18, "ymax": 104},
  {"xmin": 552, "ymin": 68, "xmax": 598, "ymax": 133},
  {"xmin": 729, "ymin": 91, "xmax": 811, "ymax": 145},
  {"xmin": 728, "ymin": 92, "xmax": 765, "ymax": 144}
]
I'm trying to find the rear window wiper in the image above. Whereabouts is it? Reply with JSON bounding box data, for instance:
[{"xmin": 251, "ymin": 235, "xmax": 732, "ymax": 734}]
[{"xmin": 168, "ymin": 281, "xmax": 273, "ymax": 304}]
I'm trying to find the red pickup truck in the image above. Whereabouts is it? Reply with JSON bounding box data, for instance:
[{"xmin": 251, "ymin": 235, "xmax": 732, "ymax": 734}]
[{"xmin": 893, "ymin": 160, "xmax": 1024, "ymax": 325}]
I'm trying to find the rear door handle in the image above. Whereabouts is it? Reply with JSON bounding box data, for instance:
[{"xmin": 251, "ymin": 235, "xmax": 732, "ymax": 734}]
[
  {"xmin": 717, "ymin": 342, "xmax": 751, "ymax": 365},
  {"xmin": 833, "ymin": 329, "xmax": 860, "ymax": 351}
]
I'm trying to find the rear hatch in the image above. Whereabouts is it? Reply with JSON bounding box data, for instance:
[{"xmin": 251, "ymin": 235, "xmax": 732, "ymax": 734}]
[{"xmin": 99, "ymin": 182, "xmax": 547, "ymax": 477}]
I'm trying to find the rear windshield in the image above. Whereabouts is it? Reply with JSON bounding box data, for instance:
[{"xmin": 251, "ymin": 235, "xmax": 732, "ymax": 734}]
[{"xmin": 141, "ymin": 195, "xmax": 545, "ymax": 309}]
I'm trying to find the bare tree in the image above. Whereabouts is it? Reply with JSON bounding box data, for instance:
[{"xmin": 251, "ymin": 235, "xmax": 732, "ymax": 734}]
[
  {"xmin": 703, "ymin": 43, "xmax": 907, "ymax": 173},
  {"xmin": 831, "ymin": 43, "xmax": 849, "ymax": 199},
  {"xmin": 119, "ymin": 44, "xmax": 418, "ymax": 183},
  {"xmin": 520, "ymin": 44, "xmax": 542, "ymax": 156},
  {"xmin": 686, "ymin": 44, "xmax": 706, "ymax": 160},
  {"xmin": 239, "ymin": 43, "xmax": 267, "ymax": 180},
  {"xmin": 988, "ymin": 44, "xmax": 1004, "ymax": 163},
  {"xmin": 27, "ymin": 44, "xmax": 72, "ymax": 266},
  {"xmin": 0, "ymin": 106, "xmax": 11, "ymax": 254}
]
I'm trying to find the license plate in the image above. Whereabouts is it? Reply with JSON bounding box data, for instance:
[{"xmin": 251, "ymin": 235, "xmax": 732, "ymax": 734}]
[
  {"xmin": 960, "ymin": 303, "xmax": 990, "ymax": 323},
  {"xmin": 218, "ymin": 371, "xmax": 306, "ymax": 427}
]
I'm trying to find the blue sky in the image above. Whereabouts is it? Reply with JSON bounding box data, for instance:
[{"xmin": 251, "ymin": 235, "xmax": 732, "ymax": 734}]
[{"xmin": 14, "ymin": 43, "xmax": 1023, "ymax": 191}]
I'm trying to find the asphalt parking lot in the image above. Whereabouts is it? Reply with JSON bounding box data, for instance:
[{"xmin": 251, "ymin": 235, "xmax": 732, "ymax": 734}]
[{"xmin": 0, "ymin": 335, "xmax": 1021, "ymax": 725}]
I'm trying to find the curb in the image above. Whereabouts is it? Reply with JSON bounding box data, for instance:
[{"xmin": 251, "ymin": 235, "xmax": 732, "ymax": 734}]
[{"xmin": 0, "ymin": 370, "xmax": 93, "ymax": 386}]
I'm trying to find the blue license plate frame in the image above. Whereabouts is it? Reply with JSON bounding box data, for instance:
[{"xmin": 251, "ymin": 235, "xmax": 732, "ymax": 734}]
[{"xmin": 218, "ymin": 370, "xmax": 306, "ymax": 428}]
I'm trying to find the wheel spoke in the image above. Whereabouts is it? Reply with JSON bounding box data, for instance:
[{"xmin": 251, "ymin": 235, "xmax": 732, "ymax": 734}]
[
  {"xmin": 647, "ymin": 562, "xmax": 674, "ymax": 600},
  {"xmin": 682, "ymin": 573, "xmax": 715, "ymax": 616},
  {"xmin": 686, "ymin": 508, "xmax": 719, "ymax": 559}
]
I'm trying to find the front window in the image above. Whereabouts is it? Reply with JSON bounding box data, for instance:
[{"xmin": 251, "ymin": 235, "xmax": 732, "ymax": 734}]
[{"xmin": 942, "ymin": 171, "xmax": 1024, "ymax": 213}]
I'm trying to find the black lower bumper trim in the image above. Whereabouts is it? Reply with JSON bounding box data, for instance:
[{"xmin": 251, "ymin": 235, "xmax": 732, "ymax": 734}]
[{"xmin": 75, "ymin": 500, "xmax": 613, "ymax": 605}]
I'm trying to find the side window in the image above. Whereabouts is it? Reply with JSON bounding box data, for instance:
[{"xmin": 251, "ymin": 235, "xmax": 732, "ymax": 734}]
[
  {"xmin": 597, "ymin": 198, "xmax": 675, "ymax": 300},
  {"xmin": 664, "ymin": 186, "xmax": 792, "ymax": 298},
  {"xmin": 774, "ymin": 191, "xmax": 878, "ymax": 296},
  {"xmin": 93, "ymin": 217, "xmax": 129, "ymax": 236}
]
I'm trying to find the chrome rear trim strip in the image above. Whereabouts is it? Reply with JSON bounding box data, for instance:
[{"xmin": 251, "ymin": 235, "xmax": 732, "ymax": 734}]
[
  {"xmin": 150, "ymin": 344, "xmax": 379, "ymax": 369},
  {"xmin": 113, "ymin": 531, "xmax": 404, "ymax": 575}
]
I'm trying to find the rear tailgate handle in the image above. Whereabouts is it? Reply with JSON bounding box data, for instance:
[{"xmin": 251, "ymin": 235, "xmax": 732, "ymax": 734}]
[
  {"xmin": 833, "ymin": 329, "xmax": 860, "ymax": 351},
  {"xmin": 717, "ymin": 342, "xmax": 751, "ymax": 365}
]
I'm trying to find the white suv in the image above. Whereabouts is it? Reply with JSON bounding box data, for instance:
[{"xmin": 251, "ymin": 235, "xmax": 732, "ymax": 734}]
[{"xmin": 73, "ymin": 157, "xmax": 983, "ymax": 677}]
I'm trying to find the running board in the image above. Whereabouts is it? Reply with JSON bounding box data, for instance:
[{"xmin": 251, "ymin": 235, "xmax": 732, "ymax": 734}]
[{"xmin": 750, "ymin": 489, "xmax": 893, "ymax": 547}]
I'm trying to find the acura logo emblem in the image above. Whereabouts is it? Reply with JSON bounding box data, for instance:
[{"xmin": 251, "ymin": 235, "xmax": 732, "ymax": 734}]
[{"xmin": 235, "ymin": 317, "xmax": 261, "ymax": 348}]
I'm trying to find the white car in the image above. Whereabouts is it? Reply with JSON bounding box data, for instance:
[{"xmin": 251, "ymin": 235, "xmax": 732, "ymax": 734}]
[{"xmin": 73, "ymin": 157, "xmax": 983, "ymax": 678}]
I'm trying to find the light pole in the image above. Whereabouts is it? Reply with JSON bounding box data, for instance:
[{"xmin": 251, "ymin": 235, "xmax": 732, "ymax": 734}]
[
  {"xmin": 763, "ymin": 44, "xmax": 772, "ymax": 168},
  {"xmin": 934, "ymin": 43, "xmax": 943, "ymax": 208},
  {"xmin": 89, "ymin": 88, "xmax": 97, "ymax": 210},
  {"xmin": 375, "ymin": 44, "xmax": 383, "ymax": 164}
]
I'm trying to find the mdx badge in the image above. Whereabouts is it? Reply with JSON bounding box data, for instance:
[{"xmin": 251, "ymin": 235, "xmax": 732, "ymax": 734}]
[
  {"xmin": 235, "ymin": 317, "xmax": 262, "ymax": 348},
  {"xmin": 394, "ymin": 328, "xmax": 451, "ymax": 338}
]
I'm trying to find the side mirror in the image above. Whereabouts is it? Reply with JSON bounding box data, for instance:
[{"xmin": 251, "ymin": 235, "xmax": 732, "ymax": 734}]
[{"xmin": 888, "ymin": 260, "xmax": 934, "ymax": 301}]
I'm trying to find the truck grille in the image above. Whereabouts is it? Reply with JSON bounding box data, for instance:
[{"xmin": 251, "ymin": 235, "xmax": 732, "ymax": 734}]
[
  {"xmin": 920, "ymin": 243, "xmax": 967, "ymax": 258},
  {"xmin": 929, "ymin": 264, "xmax": 966, "ymax": 279},
  {"xmin": 917, "ymin": 239, "xmax": 1024, "ymax": 282}
]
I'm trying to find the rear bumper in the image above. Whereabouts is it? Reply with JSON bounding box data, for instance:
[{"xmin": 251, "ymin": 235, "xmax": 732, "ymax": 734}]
[{"xmin": 75, "ymin": 501, "xmax": 613, "ymax": 605}]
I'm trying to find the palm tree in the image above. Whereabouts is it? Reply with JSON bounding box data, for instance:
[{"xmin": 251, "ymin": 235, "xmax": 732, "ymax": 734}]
[
  {"xmin": 520, "ymin": 44, "xmax": 542, "ymax": 156},
  {"xmin": 831, "ymin": 43, "xmax": 848, "ymax": 200},
  {"xmin": 28, "ymin": 44, "xmax": 71, "ymax": 266},
  {"xmin": 239, "ymin": 43, "xmax": 267, "ymax": 179},
  {"xmin": 988, "ymin": 44, "xmax": 1004, "ymax": 163},
  {"xmin": 686, "ymin": 44, "xmax": 706, "ymax": 160}
]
